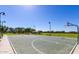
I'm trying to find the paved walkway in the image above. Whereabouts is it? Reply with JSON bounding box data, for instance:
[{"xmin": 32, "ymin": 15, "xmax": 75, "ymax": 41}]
[
  {"xmin": 0, "ymin": 35, "xmax": 14, "ymax": 54},
  {"xmin": 73, "ymin": 44, "xmax": 79, "ymax": 54}
]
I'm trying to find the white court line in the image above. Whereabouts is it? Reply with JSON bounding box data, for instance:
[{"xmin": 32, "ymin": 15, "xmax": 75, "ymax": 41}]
[
  {"xmin": 32, "ymin": 39, "xmax": 44, "ymax": 54},
  {"xmin": 69, "ymin": 43, "xmax": 77, "ymax": 54},
  {"xmin": 3, "ymin": 35, "xmax": 17, "ymax": 54}
]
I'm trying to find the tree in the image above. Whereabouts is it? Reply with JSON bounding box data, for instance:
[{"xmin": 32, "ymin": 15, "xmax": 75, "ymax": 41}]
[
  {"xmin": 15, "ymin": 27, "xmax": 25, "ymax": 34},
  {"xmin": 3, "ymin": 26, "xmax": 8, "ymax": 33},
  {"xmin": 24, "ymin": 28, "xmax": 35, "ymax": 34},
  {"xmin": 37, "ymin": 31, "xmax": 43, "ymax": 34}
]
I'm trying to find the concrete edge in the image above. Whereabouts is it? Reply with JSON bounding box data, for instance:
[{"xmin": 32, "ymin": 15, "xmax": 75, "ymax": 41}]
[
  {"xmin": 69, "ymin": 43, "xmax": 77, "ymax": 54},
  {"xmin": 9, "ymin": 39, "xmax": 17, "ymax": 54},
  {"xmin": 5, "ymin": 35, "xmax": 17, "ymax": 54}
]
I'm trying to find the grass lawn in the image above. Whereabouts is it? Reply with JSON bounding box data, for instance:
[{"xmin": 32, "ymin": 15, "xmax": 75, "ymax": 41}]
[
  {"xmin": 4, "ymin": 33, "xmax": 77, "ymax": 38},
  {"xmin": 35, "ymin": 33, "xmax": 77, "ymax": 38},
  {"xmin": 4, "ymin": 33, "xmax": 17, "ymax": 36},
  {"xmin": 4, "ymin": 33, "xmax": 28, "ymax": 36}
]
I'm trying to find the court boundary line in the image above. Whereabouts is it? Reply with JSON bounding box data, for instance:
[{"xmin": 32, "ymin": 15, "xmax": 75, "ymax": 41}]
[
  {"xmin": 4, "ymin": 35, "xmax": 17, "ymax": 54},
  {"xmin": 31, "ymin": 39, "xmax": 44, "ymax": 54},
  {"xmin": 69, "ymin": 43, "xmax": 77, "ymax": 54}
]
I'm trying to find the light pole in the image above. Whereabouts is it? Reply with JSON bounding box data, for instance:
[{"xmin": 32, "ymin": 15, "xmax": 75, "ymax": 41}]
[
  {"xmin": 49, "ymin": 21, "xmax": 51, "ymax": 36},
  {"xmin": 0, "ymin": 12, "xmax": 6, "ymax": 38},
  {"xmin": 33, "ymin": 25, "xmax": 36, "ymax": 30},
  {"xmin": 33, "ymin": 25, "xmax": 37, "ymax": 34},
  {"xmin": 66, "ymin": 22, "xmax": 79, "ymax": 44},
  {"xmin": 2, "ymin": 21, "xmax": 6, "ymax": 33}
]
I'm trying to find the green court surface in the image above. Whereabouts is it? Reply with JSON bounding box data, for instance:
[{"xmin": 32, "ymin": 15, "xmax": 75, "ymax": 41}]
[{"xmin": 8, "ymin": 35, "xmax": 76, "ymax": 54}]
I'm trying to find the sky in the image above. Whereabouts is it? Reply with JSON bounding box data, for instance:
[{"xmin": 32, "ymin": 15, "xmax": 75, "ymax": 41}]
[{"xmin": 0, "ymin": 5, "xmax": 79, "ymax": 32}]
